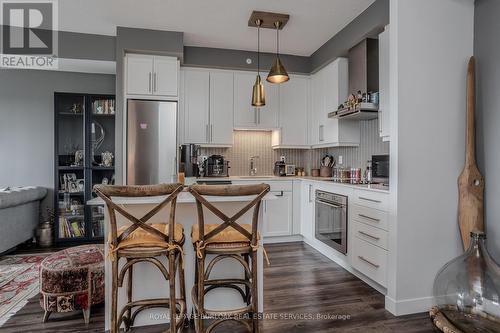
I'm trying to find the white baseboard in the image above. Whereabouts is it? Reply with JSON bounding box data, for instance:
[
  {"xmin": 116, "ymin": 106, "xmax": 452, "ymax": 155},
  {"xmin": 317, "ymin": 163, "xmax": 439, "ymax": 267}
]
[
  {"xmin": 263, "ymin": 235, "xmax": 303, "ymax": 244},
  {"xmin": 384, "ymin": 295, "xmax": 434, "ymax": 316}
]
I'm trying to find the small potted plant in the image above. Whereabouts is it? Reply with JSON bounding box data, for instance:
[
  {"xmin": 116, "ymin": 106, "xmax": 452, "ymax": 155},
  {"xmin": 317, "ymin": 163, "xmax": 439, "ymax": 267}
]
[{"xmin": 36, "ymin": 207, "xmax": 55, "ymax": 248}]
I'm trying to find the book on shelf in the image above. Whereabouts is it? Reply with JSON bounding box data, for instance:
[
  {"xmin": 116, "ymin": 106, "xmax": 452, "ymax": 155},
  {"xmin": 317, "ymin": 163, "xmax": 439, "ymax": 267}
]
[
  {"xmin": 58, "ymin": 215, "xmax": 85, "ymax": 238},
  {"xmin": 92, "ymin": 99, "xmax": 115, "ymax": 115}
]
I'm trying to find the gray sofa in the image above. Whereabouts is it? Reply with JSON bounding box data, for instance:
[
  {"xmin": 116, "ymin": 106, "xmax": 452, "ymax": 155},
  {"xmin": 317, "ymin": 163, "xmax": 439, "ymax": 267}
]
[{"xmin": 0, "ymin": 186, "xmax": 47, "ymax": 253}]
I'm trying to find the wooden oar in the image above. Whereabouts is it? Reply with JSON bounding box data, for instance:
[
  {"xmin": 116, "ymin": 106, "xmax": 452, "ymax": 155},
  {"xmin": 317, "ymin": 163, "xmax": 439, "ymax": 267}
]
[{"xmin": 458, "ymin": 56, "xmax": 484, "ymax": 250}]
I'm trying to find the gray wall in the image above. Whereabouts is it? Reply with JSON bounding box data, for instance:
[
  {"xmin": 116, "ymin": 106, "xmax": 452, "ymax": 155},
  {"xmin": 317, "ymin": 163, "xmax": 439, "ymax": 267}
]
[
  {"xmin": 0, "ymin": 26, "xmax": 115, "ymax": 61},
  {"xmin": 310, "ymin": 0, "xmax": 389, "ymax": 72},
  {"xmin": 0, "ymin": 70, "xmax": 115, "ymax": 208},
  {"xmin": 475, "ymin": 0, "xmax": 500, "ymax": 260},
  {"xmin": 183, "ymin": 46, "xmax": 311, "ymax": 74}
]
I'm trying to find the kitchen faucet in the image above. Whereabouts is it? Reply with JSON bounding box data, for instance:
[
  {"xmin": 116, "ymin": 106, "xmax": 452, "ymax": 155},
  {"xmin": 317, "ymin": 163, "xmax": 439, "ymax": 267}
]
[{"xmin": 249, "ymin": 156, "xmax": 259, "ymax": 176}]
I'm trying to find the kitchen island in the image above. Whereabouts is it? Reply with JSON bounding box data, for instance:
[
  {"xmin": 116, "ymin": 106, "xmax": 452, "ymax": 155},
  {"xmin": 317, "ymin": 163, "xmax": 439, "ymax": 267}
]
[{"xmin": 88, "ymin": 190, "xmax": 275, "ymax": 330}]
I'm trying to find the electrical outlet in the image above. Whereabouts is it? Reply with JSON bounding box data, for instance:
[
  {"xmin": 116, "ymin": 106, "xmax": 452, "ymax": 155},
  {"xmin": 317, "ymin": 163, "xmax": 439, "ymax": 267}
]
[{"xmin": 338, "ymin": 155, "xmax": 343, "ymax": 165}]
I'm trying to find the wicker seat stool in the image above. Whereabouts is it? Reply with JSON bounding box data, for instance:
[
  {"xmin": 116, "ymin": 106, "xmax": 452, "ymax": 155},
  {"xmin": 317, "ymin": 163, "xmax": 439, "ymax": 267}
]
[
  {"xmin": 94, "ymin": 183, "xmax": 186, "ymax": 333},
  {"xmin": 188, "ymin": 184, "xmax": 270, "ymax": 333}
]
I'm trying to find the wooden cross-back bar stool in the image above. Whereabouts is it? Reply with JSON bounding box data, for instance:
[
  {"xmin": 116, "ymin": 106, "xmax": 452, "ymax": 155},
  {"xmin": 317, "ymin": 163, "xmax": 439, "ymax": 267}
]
[
  {"xmin": 94, "ymin": 183, "xmax": 186, "ymax": 333},
  {"xmin": 188, "ymin": 183, "xmax": 270, "ymax": 333}
]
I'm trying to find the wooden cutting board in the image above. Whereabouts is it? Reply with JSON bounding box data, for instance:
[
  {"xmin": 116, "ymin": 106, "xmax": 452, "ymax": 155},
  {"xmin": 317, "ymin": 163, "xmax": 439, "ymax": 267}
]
[{"xmin": 458, "ymin": 57, "xmax": 484, "ymax": 250}]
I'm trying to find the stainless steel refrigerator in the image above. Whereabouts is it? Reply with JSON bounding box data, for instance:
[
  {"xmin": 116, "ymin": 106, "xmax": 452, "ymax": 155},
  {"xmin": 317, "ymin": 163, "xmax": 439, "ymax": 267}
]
[{"xmin": 126, "ymin": 99, "xmax": 177, "ymax": 185}]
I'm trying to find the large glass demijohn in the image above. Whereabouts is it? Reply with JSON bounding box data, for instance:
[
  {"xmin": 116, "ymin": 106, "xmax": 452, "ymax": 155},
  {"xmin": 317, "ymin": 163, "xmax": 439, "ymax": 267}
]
[{"xmin": 433, "ymin": 231, "xmax": 500, "ymax": 332}]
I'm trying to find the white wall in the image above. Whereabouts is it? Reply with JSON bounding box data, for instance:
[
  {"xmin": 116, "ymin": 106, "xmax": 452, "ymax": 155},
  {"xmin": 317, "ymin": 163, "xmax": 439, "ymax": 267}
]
[
  {"xmin": 475, "ymin": 0, "xmax": 500, "ymax": 261},
  {"xmin": 386, "ymin": 0, "xmax": 474, "ymax": 315},
  {"xmin": 0, "ymin": 69, "xmax": 115, "ymax": 207}
]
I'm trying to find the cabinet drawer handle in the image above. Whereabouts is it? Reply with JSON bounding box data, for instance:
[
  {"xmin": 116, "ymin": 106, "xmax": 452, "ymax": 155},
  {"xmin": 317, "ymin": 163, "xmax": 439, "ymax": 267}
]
[
  {"xmin": 148, "ymin": 72, "xmax": 152, "ymax": 92},
  {"xmin": 358, "ymin": 231, "xmax": 380, "ymax": 240},
  {"xmin": 153, "ymin": 72, "xmax": 157, "ymax": 92},
  {"xmin": 358, "ymin": 214, "xmax": 380, "ymax": 222},
  {"xmin": 275, "ymin": 191, "xmax": 284, "ymax": 197},
  {"xmin": 358, "ymin": 256, "xmax": 380, "ymax": 268},
  {"xmin": 359, "ymin": 196, "xmax": 382, "ymax": 203}
]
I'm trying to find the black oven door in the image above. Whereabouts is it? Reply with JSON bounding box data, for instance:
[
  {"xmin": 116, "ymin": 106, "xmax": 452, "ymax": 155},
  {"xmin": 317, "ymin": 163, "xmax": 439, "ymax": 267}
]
[{"xmin": 315, "ymin": 198, "xmax": 347, "ymax": 254}]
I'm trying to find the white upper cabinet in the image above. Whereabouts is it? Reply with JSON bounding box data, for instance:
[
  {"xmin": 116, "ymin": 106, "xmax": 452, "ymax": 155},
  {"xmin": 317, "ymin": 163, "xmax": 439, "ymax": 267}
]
[
  {"xmin": 209, "ymin": 71, "xmax": 234, "ymax": 146},
  {"xmin": 258, "ymin": 80, "xmax": 279, "ymax": 128},
  {"xmin": 310, "ymin": 58, "xmax": 359, "ymax": 147},
  {"xmin": 378, "ymin": 25, "xmax": 391, "ymax": 141},
  {"xmin": 153, "ymin": 56, "xmax": 179, "ymax": 96},
  {"xmin": 274, "ymin": 75, "xmax": 309, "ymax": 148},
  {"xmin": 234, "ymin": 72, "xmax": 278, "ymax": 129},
  {"xmin": 183, "ymin": 69, "xmax": 210, "ymax": 144},
  {"xmin": 234, "ymin": 72, "xmax": 256, "ymax": 128},
  {"xmin": 310, "ymin": 70, "xmax": 324, "ymax": 146},
  {"xmin": 126, "ymin": 55, "xmax": 154, "ymax": 96},
  {"xmin": 182, "ymin": 68, "xmax": 233, "ymax": 146},
  {"xmin": 126, "ymin": 54, "xmax": 179, "ymax": 98}
]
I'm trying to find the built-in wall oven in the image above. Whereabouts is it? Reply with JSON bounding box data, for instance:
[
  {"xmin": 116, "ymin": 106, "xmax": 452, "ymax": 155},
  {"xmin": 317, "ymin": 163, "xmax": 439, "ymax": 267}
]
[{"xmin": 315, "ymin": 190, "xmax": 348, "ymax": 254}]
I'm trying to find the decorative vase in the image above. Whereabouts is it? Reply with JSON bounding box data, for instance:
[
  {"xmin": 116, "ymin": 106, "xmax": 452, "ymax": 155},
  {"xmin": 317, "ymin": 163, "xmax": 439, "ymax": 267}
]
[
  {"xmin": 36, "ymin": 222, "xmax": 53, "ymax": 248},
  {"xmin": 433, "ymin": 231, "xmax": 500, "ymax": 332}
]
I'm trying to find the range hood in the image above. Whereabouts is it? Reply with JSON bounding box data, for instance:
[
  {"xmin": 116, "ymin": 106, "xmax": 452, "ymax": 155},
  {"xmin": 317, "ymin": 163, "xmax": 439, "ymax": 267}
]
[{"xmin": 329, "ymin": 38, "xmax": 379, "ymax": 121}]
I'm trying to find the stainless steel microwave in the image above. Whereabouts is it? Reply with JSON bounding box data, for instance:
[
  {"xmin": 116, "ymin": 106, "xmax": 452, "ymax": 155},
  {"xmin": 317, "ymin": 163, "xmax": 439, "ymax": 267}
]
[{"xmin": 372, "ymin": 155, "xmax": 389, "ymax": 185}]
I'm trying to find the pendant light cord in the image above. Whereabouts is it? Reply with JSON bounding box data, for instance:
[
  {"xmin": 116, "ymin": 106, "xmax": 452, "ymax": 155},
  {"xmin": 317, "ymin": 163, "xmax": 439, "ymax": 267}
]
[
  {"xmin": 257, "ymin": 21, "xmax": 260, "ymax": 75},
  {"xmin": 276, "ymin": 23, "xmax": 279, "ymax": 58}
]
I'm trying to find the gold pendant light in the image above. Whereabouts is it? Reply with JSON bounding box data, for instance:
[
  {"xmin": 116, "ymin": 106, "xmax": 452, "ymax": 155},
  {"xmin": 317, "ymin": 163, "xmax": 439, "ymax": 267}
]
[
  {"xmin": 252, "ymin": 19, "xmax": 265, "ymax": 107},
  {"xmin": 267, "ymin": 21, "xmax": 289, "ymax": 84}
]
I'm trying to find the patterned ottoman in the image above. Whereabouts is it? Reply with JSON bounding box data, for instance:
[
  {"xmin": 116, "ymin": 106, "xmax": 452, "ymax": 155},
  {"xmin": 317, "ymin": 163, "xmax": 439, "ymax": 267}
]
[{"xmin": 39, "ymin": 244, "xmax": 104, "ymax": 324}]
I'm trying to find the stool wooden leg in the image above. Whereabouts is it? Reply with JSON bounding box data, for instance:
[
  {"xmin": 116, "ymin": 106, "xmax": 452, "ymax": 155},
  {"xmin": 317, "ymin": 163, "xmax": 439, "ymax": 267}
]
[
  {"xmin": 126, "ymin": 260, "xmax": 133, "ymax": 330},
  {"xmin": 243, "ymin": 254, "xmax": 251, "ymax": 305},
  {"xmin": 178, "ymin": 253, "xmax": 188, "ymax": 327},
  {"xmin": 83, "ymin": 308, "xmax": 90, "ymax": 325},
  {"xmin": 195, "ymin": 255, "xmax": 205, "ymax": 333},
  {"xmin": 251, "ymin": 251, "xmax": 259, "ymax": 333},
  {"xmin": 168, "ymin": 252, "xmax": 177, "ymax": 333},
  {"xmin": 42, "ymin": 310, "xmax": 51, "ymax": 323},
  {"xmin": 111, "ymin": 258, "xmax": 119, "ymax": 333}
]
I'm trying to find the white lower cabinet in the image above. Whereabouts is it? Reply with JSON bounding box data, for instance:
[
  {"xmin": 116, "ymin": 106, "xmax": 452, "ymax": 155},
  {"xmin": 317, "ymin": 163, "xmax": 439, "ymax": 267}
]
[
  {"xmin": 262, "ymin": 191, "xmax": 293, "ymax": 237},
  {"xmin": 300, "ymin": 181, "xmax": 315, "ymax": 240},
  {"xmin": 349, "ymin": 189, "xmax": 390, "ymax": 288},
  {"xmin": 297, "ymin": 181, "xmax": 390, "ymax": 289},
  {"xmin": 231, "ymin": 180, "xmax": 294, "ymax": 238},
  {"xmin": 351, "ymin": 237, "xmax": 388, "ymax": 287}
]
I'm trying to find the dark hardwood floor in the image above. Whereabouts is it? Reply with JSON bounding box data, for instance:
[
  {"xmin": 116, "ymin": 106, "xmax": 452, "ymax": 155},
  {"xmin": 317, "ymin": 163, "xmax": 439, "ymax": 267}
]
[{"xmin": 1, "ymin": 242, "xmax": 436, "ymax": 333}]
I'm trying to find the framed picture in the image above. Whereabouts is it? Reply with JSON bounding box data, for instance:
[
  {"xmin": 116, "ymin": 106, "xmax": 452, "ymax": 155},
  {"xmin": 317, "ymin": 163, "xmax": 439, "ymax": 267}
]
[
  {"xmin": 68, "ymin": 181, "xmax": 79, "ymax": 193},
  {"xmin": 76, "ymin": 179, "xmax": 85, "ymax": 192},
  {"xmin": 60, "ymin": 173, "xmax": 77, "ymax": 192}
]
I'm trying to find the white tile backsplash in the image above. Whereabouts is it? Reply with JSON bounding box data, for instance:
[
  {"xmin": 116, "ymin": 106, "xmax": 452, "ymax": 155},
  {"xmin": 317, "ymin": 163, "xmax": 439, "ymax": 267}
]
[{"xmin": 200, "ymin": 120, "xmax": 388, "ymax": 176}]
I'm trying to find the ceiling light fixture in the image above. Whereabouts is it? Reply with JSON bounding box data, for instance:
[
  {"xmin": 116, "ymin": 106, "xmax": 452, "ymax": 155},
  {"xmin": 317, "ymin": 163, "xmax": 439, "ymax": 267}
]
[
  {"xmin": 267, "ymin": 21, "xmax": 289, "ymax": 84},
  {"xmin": 251, "ymin": 19, "xmax": 265, "ymax": 107}
]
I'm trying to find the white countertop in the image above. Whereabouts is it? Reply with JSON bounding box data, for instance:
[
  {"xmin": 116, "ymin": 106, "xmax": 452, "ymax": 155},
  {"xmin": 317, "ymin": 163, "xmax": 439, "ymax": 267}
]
[
  {"xmin": 87, "ymin": 190, "xmax": 277, "ymax": 205},
  {"xmin": 197, "ymin": 176, "xmax": 390, "ymax": 193}
]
